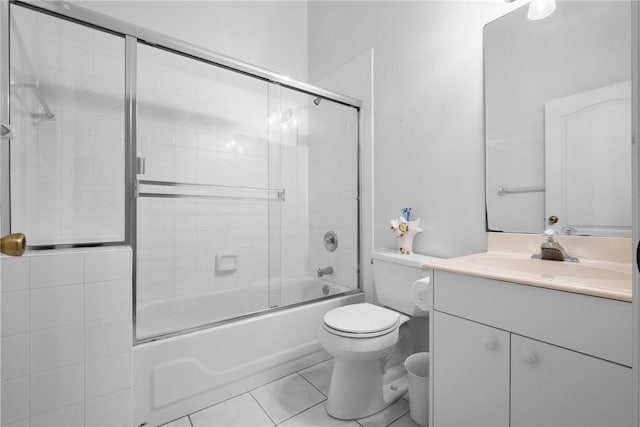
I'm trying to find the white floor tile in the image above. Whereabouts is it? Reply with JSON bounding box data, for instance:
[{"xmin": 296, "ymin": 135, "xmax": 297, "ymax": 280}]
[
  {"xmin": 277, "ymin": 402, "xmax": 359, "ymax": 427},
  {"xmin": 190, "ymin": 394, "xmax": 273, "ymax": 427},
  {"xmin": 250, "ymin": 373, "xmax": 325, "ymax": 424},
  {"xmin": 298, "ymin": 359, "xmax": 334, "ymax": 396},
  {"xmin": 161, "ymin": 416, "xmax": 192, "ymax": 427},
  {"xmin": 388, "ymin": 413, "xmax": 422, "ymax": 427},
  {"xmin": 357, "ymin": 399, "xmax": 410, "ymax": 427}
]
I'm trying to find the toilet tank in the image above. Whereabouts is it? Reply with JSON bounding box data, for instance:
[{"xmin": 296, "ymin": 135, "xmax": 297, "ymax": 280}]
[{"xmin": 372, "ymin": 249, "xmax": 440, "ymax": 316}]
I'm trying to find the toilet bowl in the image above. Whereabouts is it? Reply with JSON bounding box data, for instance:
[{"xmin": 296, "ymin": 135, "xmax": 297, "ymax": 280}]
[
  {"xmin": 319, "ymin": 303, "xmax": 410, "ymax": 419},
  {"xmin": 318, "ymin": 249, "xmax": 434, "ymax": 420}
]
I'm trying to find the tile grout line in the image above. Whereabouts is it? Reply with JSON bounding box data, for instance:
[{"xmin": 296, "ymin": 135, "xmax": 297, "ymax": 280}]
[
  {"xmin": 297, "ymin": 370, "xmax": 328, "ymax": 398},
  {"xmin": 183, "ymin": 359, "xmax": 334, "ymax": 426},
  {"xmin": 247, "ymin": 391, "xmax": 277, "ymax": 426},
  {"xmin": 276, "ymin": 399, "xmax": 327, "ymax": 427}
]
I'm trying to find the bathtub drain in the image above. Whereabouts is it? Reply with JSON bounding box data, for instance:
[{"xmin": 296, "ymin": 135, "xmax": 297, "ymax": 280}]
[{"xmin": 322, "ymin": 284, "xmax": 330, "ymax": 295}]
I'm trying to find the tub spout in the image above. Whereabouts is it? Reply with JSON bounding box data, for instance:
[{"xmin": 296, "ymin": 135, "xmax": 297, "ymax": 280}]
[{"xmin": 317, "ymin": 266, "xmax": 334, "ymax": 277}]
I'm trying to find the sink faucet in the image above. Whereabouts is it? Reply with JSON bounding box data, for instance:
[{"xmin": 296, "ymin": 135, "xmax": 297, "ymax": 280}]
[
  {"xmin": 533, "ymin": 229, "xmax": 579, "ymax": 263},
  {"xmin": 317, "ymin": 266, "xmax": 334, "ymax": 277}
]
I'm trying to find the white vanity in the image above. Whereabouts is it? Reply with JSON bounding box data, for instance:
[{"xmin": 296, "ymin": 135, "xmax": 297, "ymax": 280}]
[{"xmin": 424, "ymin": 233, "xmax": 633, "ymax": 427}]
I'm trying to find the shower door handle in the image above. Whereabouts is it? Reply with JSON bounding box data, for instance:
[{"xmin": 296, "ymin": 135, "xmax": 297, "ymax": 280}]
[
  {"xmin": 0, "ymin": 123, "xmax": 14, "ymax": 139},
  {"xmin": 1, "ymin": 233, "xmax": 26, "ymax": 256}
]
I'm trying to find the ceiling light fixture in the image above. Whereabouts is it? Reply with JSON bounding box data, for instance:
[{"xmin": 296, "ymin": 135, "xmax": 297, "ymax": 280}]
[{"xmin": 527, "ymin": 0, "xmax": 556, "ymax": 20}]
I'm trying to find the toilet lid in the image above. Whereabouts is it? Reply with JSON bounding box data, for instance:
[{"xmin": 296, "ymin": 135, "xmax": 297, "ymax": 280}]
[{"xmin": 323, "ymin": 303, "xmax": 400, "ymax": 335}]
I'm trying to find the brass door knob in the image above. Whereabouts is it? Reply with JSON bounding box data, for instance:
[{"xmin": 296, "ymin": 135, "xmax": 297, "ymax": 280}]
[{"xmin": 1, "ymin": 233, "xmax": 26, "ymax": 256}]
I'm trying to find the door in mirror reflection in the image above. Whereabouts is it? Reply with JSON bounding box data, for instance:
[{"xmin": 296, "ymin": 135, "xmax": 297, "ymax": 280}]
[{"xmin": 545, "ymin": 81, "xmax": 631, "ymax": 237}]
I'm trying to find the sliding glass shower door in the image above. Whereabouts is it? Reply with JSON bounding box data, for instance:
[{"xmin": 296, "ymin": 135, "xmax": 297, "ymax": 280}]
[
  {"xmin": 134, "ymin": 42, "xmax": 360, "ymax": 341},
  {"xmin": 135, "ymin": 43, "xmax": 278, "ymax": 339}
]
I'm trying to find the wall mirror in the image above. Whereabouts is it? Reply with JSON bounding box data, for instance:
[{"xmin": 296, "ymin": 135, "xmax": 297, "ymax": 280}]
[{"xmin": 484, "ymin": 1, "xmax": 632, "ymax": 237}]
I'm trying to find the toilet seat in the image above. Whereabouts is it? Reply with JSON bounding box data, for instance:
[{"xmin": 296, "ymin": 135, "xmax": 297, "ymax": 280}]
[{"xmin": 323, "ymin": 303, "xmax": 400, "ymax": 338}]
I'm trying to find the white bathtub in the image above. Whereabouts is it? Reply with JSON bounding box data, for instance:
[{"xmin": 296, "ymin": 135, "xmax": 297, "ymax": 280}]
[
  {"xmin": 132, "ymin": 279, "xmax": 362, "ymax": 426},
  {"xmin": 136, "ymin": 277, "xmax": 352, "ymax": 340}
]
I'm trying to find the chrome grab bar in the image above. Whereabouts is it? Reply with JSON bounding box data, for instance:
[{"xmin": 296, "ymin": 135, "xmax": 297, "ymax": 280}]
[{"xmin": 497, "ymin": 185, "xmax": 545, "ymax": 196}]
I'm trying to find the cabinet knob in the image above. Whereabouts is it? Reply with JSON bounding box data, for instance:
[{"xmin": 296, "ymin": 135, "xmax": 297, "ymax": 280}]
[
  {"xmin": 483, "ymin": 336, "xmax": 497, "ymax": 350},
  {"xmin": 522, "ymin": 350, "xmax": 537, "ymax": 365}
]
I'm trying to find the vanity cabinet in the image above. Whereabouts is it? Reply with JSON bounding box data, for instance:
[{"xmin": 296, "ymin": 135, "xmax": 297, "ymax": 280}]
[
  {"xmin": 432, "ymin": 271, "xmax": 633, "ymax": 427},
  {"xmin": 433, "ymin": 311, "xmax": 509, "ymax": 427},
  {"xmin": 510, "ymin": 335, "xmax": 632, "ymax": 427}
]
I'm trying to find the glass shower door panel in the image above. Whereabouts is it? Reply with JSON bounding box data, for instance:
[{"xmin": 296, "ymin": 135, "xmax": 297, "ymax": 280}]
[
  {"xmin": 9, "ymin": 5, "xmax": 126, "ymax": 245},
  {"xmin": 306, "ymin": 94, "xmax": 359, "ymax": 301},
  {"xmin": 273, "ymin": 85, "xmax": 359, "ymax": 306},
  {"xmin": 136, "ymin": 44, "xmax": 272, "ymax": 338}
]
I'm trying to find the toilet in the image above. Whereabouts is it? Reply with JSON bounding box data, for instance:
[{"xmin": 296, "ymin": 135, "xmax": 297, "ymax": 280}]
[{"xmin": 319, "ymin": 249, "xmax": 431, "ymax": 420}]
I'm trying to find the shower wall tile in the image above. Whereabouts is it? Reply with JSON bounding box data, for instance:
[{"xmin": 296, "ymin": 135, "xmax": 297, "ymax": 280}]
[
  {"xmin": 30, "ymin": 254, "xmax": 84, "ymax": 289},
  {"xmin": 29, "ymin": 402, "xmax": 84, "ymax": 427},
  {"xmin": 1, "ymin": 376, "xmax": 30, "ymax": 425},
  {"xmin": 30, "ymin": 363, "xmax": 84, "ymax": 416},
  {"xmin": 85, "ymin": 389, "xmax": 131, "ymax": 427},
  {"xmin": 84, "ymin": 316, "xmax": 131, "ymax": 361},
  {"xmin": 30, "ymin": 285, "xmax": 83, "ymax": 331},
  {"xmin": 85, "ymin": 352, "xmax": 131, "ymax": 399},
  {"xmin": 84, "ymin": 280, "xmax": 131, "ymax": 322},
  {"xmin": 1, "ymin": 290, "xmax": 29, "ymax": 336},
  {"xmin": 30, "ymin": 324, "xmax": 84, "ymax": 373},
  {"xmin": 1, "ymin": 257, "xmax": 29, "ymax": 292},
  {"xmin": 1, "ymin": 333, "xmax": 29, "ymax": 380},
  {"xmin": 85, "ymin": 251, "xmax": 130, "ymax": 282},
  {"xmin": 0, "ymin": 248, "xmax": 132, "ymax": 427}
]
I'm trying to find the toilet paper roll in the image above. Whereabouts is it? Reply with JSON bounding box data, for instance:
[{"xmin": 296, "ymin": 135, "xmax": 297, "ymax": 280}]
[{"xmin": 410, "ymin": 277, "xmax": 432, "ymax": 312}]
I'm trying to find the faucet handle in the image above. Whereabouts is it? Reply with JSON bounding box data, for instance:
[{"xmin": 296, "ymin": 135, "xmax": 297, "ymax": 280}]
[{"xmin": 544, "ymin": 228, "xmax": 557, "ymax": 241}]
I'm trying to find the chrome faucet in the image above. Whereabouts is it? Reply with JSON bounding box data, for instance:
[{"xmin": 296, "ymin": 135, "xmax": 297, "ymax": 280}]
[
  {"xmin": 317, "ymin": 266, "xmax": 334, "ymax": 277},
  {"xmin": 533, "ymin": 229, "xmax": 579, "ymax": 263}
]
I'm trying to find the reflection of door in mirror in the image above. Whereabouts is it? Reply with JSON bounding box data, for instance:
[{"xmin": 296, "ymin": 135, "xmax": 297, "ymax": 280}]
[
  {"xmin": 545, "ymin": 81, "xmax": 631, "ymax": 237},
  {"xmin": 484, "ymin": 1, "xmax": 631, "ymax": 236}
]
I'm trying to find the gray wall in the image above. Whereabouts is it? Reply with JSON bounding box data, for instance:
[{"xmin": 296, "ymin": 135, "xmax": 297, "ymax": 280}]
[
  {"xmin": 309, "ymin": 1, "xmax": 521, "ymax": 257},
  {"xmin": 69, "ymin": 1, "xmax": 309, "ymax": 82}
]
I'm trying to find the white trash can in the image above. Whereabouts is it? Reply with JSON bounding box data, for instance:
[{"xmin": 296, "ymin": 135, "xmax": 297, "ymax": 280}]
[{"xmin": 405, "ymin": 352, "xmax": 429, "ymax": 427}]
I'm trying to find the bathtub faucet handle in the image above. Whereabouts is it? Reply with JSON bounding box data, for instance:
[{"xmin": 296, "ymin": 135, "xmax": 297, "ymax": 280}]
[{"xmin": 317, "ymin": 266, "xmax": 334, "ymax": 277}]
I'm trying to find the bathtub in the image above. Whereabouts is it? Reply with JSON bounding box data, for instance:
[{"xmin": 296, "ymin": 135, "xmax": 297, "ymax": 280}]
[
  {"xmin": 132, "ymin": 279, "xmax": 362, "ymax": 426},
  {"xmin": 136, "ymin": 277, "xmax": 353, "ymax": 340}
]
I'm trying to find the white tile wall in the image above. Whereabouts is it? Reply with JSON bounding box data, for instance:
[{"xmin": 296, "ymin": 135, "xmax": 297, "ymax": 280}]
[
  {"xmin": 30, "ymin": 285, "xmax": 84, "ymax": 330},
  {"xmin": 85, "ymin": 389, "xmax": 132, "ymax": 427},
  {"xmin": 1, "ymin": 376, "xmax": 29, "ymax": 424},
  {"xmin": 30, "ymin": 363, "xmax": 84, "ymax": 416},
  {"xmin": 0, "ymin": 248, "xmax": 132, "ymax": 427},
  {"xmin": 30, "ymin": 324, "xmax": 84, "ymax": 373},
  {"xmin": 29, "ymin": 402, "xmax": 84, "ymax": 427}
]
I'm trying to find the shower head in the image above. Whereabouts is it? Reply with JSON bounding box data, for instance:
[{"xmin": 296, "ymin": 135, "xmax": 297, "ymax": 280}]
[{"xmin": 313, "ymin": 97, "xmax": 322, "ymax": 106}]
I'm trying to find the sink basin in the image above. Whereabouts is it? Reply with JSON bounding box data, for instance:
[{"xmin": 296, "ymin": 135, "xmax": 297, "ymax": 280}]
[{"xmin": 468, "ymin": 256, "xmax": 631, "ymax": 281}]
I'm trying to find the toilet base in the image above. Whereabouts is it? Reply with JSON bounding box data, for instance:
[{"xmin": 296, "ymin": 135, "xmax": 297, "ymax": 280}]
[{"xmin": 326, "ymin": 358, "xmax": 408, "ymax": 420}]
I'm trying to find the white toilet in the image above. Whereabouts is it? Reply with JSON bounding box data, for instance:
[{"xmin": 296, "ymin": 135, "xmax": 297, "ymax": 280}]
[{"xmin": 318, "ymin": 249, "xmax": 431, "ymax": 420}]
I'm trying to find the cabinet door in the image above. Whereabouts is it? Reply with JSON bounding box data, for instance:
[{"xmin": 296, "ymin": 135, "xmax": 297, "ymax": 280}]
[
  {"xmin": 511, "ymin": 335, "xmax": 633, "ymax": 427},
  {"xmin": 433, "ymin": 311, "xmax": 509, "ymax": 427}
]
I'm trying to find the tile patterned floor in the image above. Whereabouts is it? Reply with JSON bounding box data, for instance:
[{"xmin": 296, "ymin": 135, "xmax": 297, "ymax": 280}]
[{"xmin": 160, "ymin": 358, "xmax": 422, "ymax": 427}]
